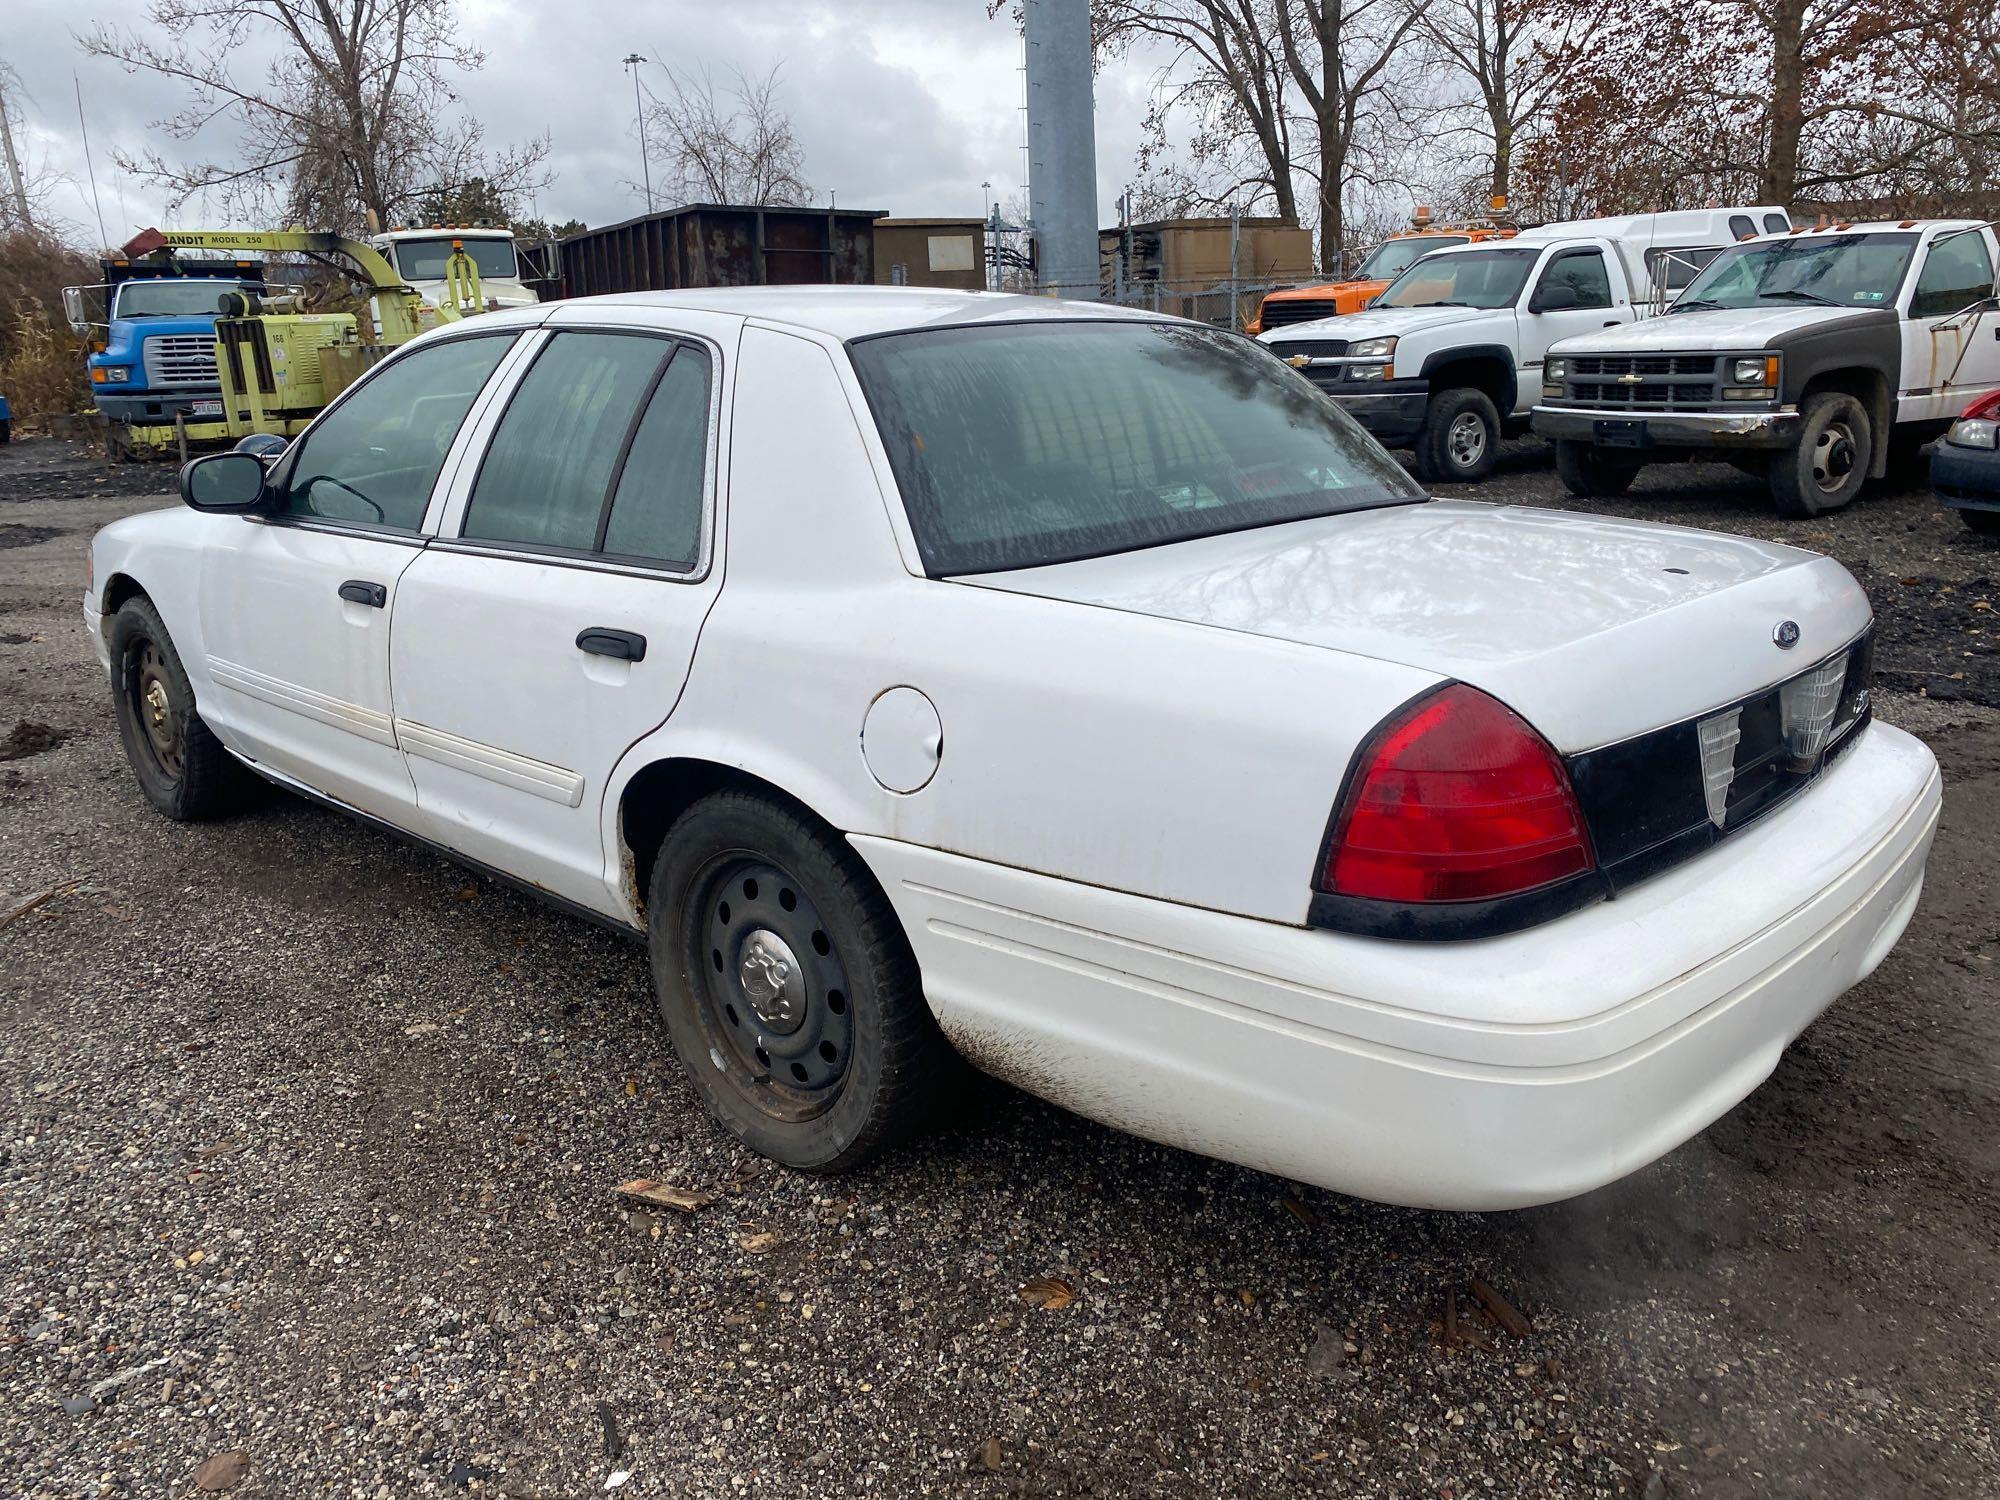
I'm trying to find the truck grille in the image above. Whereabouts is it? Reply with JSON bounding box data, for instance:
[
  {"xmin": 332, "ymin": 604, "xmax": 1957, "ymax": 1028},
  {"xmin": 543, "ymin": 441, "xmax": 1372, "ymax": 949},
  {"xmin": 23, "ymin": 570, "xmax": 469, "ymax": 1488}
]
[
  {"xmin": 143, "ymin": 335, "xmax": 219, "ymax": 389},
  {"xmin": 1559, "ymin": 353, "xmax": 1722, "ymax": 411},
  {"xmin": 1260, "ymin": 298, "xmax": 1339, "ymax": 329}
]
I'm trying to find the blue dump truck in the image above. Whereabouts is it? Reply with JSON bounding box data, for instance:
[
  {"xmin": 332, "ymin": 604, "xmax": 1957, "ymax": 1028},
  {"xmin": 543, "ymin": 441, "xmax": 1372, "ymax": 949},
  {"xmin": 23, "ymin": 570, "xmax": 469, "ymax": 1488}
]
[{"xmin": 66, "ymin": 255, "xmax": 265, "ymax": 427}]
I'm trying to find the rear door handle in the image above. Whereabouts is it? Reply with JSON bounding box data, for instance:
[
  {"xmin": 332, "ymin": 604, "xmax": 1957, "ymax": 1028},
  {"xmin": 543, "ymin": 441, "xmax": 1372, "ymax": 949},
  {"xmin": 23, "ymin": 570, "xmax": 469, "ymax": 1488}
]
[
  {"xmin": 576, "ymin": 627, "xmax": 647, "ymax": 663},
  {"xmin": 339, "ymin": 579, "xmax": 387, "ymax": 609}
]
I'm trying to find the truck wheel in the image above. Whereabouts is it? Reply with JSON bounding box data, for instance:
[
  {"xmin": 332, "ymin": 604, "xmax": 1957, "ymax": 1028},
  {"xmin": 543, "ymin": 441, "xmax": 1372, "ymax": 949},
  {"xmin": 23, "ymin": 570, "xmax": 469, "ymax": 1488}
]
[
  {"xmin": 1958, "ymin": 507, "xmax": 2000, "ymax": 536},
  {"xmin": 1415, "ymin": 388, "xmax": 1500, "ymax": 484},
  {"xmin": 647, "ymin": 790, "xmax": 956, "ymax": 1173},
  {"xmin": 0, "ymin": 418, "xmax": 12, "ymax": 445},
  {"xmin": 1770, "ymin": 393, "xmax": 1871, "ymax": 517},
  {"xmin": 1554, "ymin": 440, "xmax": 1643, "ymax": 497},
  {"xmin": 108, "ymin": 597, "xmax": 257, "ymax": 820}
]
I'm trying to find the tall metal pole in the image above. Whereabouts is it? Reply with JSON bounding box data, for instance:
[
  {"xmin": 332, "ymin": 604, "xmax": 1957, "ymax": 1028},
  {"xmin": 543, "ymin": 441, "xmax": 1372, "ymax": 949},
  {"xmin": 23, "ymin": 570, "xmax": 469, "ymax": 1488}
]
[
  {"xmin": 623, "ymin": 54, "xmax": 654, "ymax": 214},
  {"xmin": 1023, "ymin": 0, "xmax": 1098, "ymax": 298},
  {"xmin": 74, "ymin": 73, "xmax": 108, "ymax": 248}
]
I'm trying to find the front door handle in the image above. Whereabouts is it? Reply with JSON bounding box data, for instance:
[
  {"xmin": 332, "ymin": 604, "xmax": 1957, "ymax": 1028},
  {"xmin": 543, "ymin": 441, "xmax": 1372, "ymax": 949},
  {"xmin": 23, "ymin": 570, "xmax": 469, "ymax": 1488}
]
[
  {"xmin": 339, "ymin": 579, "xmax": 387, "ymax": 609},
  {"xmin": 576, "ymin": 627, "xmax": 647, "ymax": 663},
  {"xmin": 1602, "ymin": 320, "xmax": 1620, "ymax": 327}
]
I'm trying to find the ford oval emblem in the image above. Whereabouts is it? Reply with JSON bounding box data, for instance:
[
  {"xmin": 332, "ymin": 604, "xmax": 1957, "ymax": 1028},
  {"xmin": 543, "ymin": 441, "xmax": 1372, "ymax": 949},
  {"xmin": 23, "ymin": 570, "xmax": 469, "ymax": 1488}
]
[{"xmin": 1773, "ymin": 620, "xmax": 1801, "ymax": 650}]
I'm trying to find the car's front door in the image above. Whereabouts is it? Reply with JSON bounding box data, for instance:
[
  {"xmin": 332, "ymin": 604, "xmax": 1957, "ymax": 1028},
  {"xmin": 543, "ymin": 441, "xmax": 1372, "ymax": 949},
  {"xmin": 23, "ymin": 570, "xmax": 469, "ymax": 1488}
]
[
  {"xmin": 1517, "ymin": 247, "xmax": 1627, "ymax": 413},
  {"xmin": 196, "ymin": 331, "xmax": 523, "ymax": 818},
  {"xmin": 1901, "ymin": 228, "xmax": 2000, "ymax": 424},
  {"xmin": 387, "ymin": 315, "xmax": 731, "ymax": 911}
]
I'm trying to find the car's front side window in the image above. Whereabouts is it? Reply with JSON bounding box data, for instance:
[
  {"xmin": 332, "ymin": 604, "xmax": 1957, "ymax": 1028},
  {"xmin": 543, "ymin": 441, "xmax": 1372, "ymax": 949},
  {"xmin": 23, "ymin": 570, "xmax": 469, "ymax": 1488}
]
[
  {"xmin": 1534, "ymin": 250, "xmax": 1612, "ymax": 309},
  {"xmin": 850, "ymin": 320, "xmax": 1424, "ymax": 576},
  {"xmin": 1910, "ymin": 232, "xmax": 1995, "ymax": 319},
  {"xmin": 278, "ymin": 334, "xmax": 515, "ymax": 531}
]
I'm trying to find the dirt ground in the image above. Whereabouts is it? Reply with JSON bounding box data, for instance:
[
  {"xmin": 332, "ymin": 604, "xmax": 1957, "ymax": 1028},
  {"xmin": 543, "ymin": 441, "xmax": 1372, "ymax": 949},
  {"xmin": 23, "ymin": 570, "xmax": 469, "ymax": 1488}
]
[{"xmin": 3, "ymin": 434, "xmax": 1997, "ymax": 1499}]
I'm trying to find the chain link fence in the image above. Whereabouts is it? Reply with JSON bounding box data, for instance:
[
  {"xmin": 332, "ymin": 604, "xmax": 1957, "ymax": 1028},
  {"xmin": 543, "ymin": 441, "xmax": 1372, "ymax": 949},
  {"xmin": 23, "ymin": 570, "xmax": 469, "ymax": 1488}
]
[{"xmin": 1011, "ymin": 277, "xmax": 1306, "ymax": 331}]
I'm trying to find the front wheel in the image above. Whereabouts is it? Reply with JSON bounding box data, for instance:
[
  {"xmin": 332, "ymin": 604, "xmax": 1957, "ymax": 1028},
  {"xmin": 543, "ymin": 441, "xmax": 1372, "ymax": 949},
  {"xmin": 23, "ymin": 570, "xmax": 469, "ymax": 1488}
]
[
  {"xmin": 108, "ymin": 597, "xmax": 255, "ymax": 820},
  {"xmin": 647, "ymin": 791, "xmax": 955, "ymax": 1172},
  {"xmin": 1553, "ymin": 440, "xmax": 1643, "ymax": 497},
  {"xmin": 1414, "ymin": 388, "xmax": 1501, "ymax": 484},
  {"xmin": 1770, "ymin": 392, "xmax": 1872, "ymax": 516}
]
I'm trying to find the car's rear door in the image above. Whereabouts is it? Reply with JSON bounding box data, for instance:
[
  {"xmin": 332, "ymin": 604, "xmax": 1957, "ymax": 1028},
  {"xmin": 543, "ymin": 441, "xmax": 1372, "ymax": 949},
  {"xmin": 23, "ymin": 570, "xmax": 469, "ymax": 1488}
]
[
  {"xmin": 196, "ymin": 329, "xmax": 527, "ymax": 819},
  {"xmin": 386, "ymin": 310, "xmax": 734, "ymax": 912}
]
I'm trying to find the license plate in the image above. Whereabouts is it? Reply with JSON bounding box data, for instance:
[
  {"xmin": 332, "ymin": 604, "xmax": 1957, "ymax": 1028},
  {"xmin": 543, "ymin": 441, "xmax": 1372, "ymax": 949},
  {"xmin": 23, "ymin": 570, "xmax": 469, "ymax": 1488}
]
[
  {"xmin": 189, "ymin": 399, "xmax": 223, "ymax": 417},
  {"xmin": 1594, "ymin": 418, "xmax": 1647, "ymax": 448}
]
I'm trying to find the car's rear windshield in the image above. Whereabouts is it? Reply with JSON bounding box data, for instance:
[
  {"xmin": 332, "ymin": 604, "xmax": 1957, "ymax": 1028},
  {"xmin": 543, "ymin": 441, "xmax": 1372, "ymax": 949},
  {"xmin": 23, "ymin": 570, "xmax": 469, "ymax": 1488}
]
[{"xmin": 848, "ymin": 321, "xmax": 1424, "ymax": 576}]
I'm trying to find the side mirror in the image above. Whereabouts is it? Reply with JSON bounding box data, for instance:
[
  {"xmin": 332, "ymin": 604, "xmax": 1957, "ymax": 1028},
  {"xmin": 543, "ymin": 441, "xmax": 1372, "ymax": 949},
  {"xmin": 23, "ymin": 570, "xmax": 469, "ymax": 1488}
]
[
  {"xmin": 180, "ymin": 452, "xmax": 270, "ymax": 513},
  {"xmin": 1531, "ymin": 283, "xmax": 1583, "ymax": 313},
  {"xmin": 62, "ymin": 286, "xmax": 92, "ymax": 337}
]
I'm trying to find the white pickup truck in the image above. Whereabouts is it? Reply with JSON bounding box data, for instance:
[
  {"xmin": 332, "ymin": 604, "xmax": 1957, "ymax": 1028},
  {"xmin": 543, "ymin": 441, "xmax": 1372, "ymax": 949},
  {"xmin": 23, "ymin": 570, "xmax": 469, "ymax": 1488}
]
[
  {"xmin": 1534, "ymin": 219, "xmax": 2000, "ymax": 515},
  {"xmin": 1261, "ymin": 207, "xmax": 1790, "ymax": 483}
]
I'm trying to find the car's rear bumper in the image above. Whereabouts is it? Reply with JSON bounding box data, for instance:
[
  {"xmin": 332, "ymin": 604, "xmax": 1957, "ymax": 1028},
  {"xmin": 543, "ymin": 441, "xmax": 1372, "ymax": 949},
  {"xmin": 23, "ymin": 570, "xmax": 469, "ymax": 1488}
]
[
  {"xmin": 857, "ymin": 721, "xmax": 1940, "ymax": 1210},
  {"xmin": 1532, "ymin": 404, "xmax": 1802, "ymax": 450}
]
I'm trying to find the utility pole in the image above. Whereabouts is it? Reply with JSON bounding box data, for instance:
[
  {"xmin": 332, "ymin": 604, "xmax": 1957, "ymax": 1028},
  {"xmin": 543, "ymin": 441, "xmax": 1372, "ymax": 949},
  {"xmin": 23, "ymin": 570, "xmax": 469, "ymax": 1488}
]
[
  {"xmin": 623, "ymin": 54, "xmax": 653, "ymax": 214},
  {"xmin": 0, "ymin": 70, "xmax": 34, "ymax": 231}
]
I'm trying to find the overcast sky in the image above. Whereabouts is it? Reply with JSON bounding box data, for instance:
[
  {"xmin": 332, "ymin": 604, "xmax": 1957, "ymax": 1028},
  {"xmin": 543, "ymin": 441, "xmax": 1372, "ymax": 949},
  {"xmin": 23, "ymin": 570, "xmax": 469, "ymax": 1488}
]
[{"xmin": 3, "ymin": 0, "xmax": 1169, "ymax": 246}]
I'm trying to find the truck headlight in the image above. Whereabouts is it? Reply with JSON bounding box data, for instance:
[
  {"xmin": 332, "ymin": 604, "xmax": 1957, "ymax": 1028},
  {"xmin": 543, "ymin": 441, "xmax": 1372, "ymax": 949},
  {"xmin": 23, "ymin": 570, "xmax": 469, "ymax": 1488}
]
[
  {"xmin": 1947, "ymin": 417, "xmax": 2000, "ymax": 450},
  {"xmin": 1731, "ymin": 356, "xmax": 1778, "ymax": 386},
  {"xmin": 92, "ymin": 365, "xmax": 133, "ymax": 384},
  {"xmin": 1545, "ymin": 358, "xmax": 1568, "ymax": 381},
  {"xmin": 1348, "ymin": 337, "xmax": 1397, "ymax": 358}
]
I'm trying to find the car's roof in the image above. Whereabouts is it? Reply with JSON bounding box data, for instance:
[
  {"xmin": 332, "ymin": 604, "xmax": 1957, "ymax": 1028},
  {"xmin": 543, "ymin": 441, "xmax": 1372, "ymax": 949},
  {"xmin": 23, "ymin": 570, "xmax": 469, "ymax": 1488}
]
[
  {"xmin": 545, "ymin": 285, "xmax": 1175, "ymax": 340},
  {"xmin": 1747, "ymin": 218, "xmax": 1978, "ymax": 241}
]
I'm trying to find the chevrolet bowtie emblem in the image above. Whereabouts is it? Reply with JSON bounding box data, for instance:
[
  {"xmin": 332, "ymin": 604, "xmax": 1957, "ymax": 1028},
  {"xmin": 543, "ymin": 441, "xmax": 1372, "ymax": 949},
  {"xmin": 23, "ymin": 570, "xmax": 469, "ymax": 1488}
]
[
  {"xmin": 1287, "ymin": 353, "xmax": 1312, "ymax": 369},
  {"xmin": 1617, "ymin": 372, "xmax": 1645, "ymax": 384}
]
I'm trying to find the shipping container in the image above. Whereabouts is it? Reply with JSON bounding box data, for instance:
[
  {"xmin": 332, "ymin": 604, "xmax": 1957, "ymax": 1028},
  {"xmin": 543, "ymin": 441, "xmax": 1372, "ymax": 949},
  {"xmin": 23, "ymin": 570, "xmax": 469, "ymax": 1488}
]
[{"xmin": 554, "ymin": 204, "xmax": 887, "ymax": 298}]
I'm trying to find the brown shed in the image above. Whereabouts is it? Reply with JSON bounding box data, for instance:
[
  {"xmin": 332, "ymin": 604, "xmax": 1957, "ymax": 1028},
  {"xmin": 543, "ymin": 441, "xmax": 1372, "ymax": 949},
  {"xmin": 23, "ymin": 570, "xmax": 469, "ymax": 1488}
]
[
  {"xmin": 872, "ymin": 218, "xmax": 987, "ymax": 290},
  {"xmin": 1099, "ymin": 217, "xmax": 1315, "ymax": 290}
]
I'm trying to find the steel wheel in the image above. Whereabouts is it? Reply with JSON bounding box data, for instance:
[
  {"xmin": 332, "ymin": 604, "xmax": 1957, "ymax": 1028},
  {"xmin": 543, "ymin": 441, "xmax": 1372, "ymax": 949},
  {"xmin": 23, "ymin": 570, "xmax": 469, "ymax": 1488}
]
[
  {"xmin": 1810, "ymin": 418, "xmax": 1859, "ymax": 495},
  {"xmin": 1447, "ymin": 409, "xmax": 1489, "ymax": 471},
  {"xmin": 686, "ymin": 853, "xmax": 855, "ymax": 1122},
  {"xmin": 130, "ymin": 639, "xmax": 186, "ymax": 780}
]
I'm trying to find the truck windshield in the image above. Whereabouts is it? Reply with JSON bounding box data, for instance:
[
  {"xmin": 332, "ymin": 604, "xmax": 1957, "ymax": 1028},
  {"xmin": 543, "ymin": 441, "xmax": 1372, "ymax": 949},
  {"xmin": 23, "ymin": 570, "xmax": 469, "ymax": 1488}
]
[
  {"xmin": 1671, "ymin": 233, "xmax": 1918, "ymax": 311},
  {"xmin": 850, "ymin": 321, "xmax": 1425, "ymax": 576},
  {"xmin": 1356, "ymin": 236, "xmax": 1468, "ymax": 280},
  {"xmin": 1374, "ymin": 247, "xmax": 1539, "ymax": 310},
  {"xmin": 114, "ymin": 281, "xmax": 244, "ymax": 318},
  {"xmin": 394, "ymin": 237, "xmax": 520, "ymax": 280}
]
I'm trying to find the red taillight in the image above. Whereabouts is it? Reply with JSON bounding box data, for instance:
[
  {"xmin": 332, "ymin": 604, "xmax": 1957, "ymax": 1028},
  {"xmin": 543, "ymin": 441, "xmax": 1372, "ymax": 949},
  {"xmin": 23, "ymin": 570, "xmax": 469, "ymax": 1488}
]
[
  {"xmin": 1321, "ymin": 685, "xmax": 1595, "ymax": 904},
  {"xmin": 1963, "ymin": 390, "xmax": 2000, "ymax": 422}
]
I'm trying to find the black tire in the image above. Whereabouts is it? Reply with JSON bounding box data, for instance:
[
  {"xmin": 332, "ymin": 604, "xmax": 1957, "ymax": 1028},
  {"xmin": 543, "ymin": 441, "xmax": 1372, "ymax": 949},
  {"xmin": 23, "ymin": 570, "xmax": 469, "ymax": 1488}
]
[
  {"xmin": 108, "ymin": 596, "xmax": 256, "ymax": 820},
  {"xmin": 1770, "ymin": 392, "xmax": 1871, "ymax": 517},
  {"xmin": 1414, "ymin": 387, "xmax": 1501, "ymax": 484},
  {"xmin": 1553, "ymin": 439, "xmax": 1643, "ymax": 498},
  {"xmin": 647, "ymin": 790, "xmax": 955, "ymax": 1172},
  {"xmin": 0, "ymin": 418, "xmax": 12, "ymax": 445},
  {"xmin": 1958, "ymin": 506, "xmax": 2000, "ymax": 536}
]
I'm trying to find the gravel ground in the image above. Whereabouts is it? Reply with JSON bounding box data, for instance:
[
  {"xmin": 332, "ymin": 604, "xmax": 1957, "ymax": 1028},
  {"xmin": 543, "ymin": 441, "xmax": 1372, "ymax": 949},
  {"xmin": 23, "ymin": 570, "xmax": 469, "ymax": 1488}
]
[{"xmin": 3, "ymin": 435, "xmax": 1998, "ymax": 1499}]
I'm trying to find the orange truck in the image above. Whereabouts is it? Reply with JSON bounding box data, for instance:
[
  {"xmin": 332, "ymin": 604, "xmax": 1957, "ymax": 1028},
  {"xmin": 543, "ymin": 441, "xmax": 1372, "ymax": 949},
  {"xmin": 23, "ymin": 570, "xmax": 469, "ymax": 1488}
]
[{"xmin": 1249, "ymin": 206, "xmax": 1517, "ymax": 334}]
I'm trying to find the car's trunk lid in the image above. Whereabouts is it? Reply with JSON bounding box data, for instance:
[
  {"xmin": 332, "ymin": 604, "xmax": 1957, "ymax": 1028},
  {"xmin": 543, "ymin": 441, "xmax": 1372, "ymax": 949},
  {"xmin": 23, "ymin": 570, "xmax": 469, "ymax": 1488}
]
[{"xmin": 961, "ymin": 500, "xmax": 1870, "ymax": 753}]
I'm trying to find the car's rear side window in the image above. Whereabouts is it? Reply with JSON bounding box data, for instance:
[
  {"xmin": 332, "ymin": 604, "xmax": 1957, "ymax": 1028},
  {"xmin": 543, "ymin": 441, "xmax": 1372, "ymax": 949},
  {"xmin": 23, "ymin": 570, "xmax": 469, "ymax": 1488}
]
[
  {"xmin": 602, "ymin": 346, "xmax": 711, "ymax": 568},
  {"xmin": 463, "ymin": 332, "xmax": 668, "ymax": 551},
  {"xmin": 459, "ymin": 330, "xmax": 712, "ymax": 568},
  {"xmin": 278, "ymin": 333, "xmax": 514, "ymax": 531}
]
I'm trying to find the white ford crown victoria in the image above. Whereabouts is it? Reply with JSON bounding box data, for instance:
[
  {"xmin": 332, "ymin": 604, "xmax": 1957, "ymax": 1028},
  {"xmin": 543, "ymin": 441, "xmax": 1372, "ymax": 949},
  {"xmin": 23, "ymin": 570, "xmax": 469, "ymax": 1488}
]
[{"xmin": 85, "ymin": 289, "xmax": 1940, "ymax": 1210}]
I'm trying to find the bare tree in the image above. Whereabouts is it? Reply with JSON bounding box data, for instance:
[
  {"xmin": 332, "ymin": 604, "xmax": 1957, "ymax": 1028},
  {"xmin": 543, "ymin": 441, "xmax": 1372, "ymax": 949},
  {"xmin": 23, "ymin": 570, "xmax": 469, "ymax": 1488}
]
[
  {"xmin": 641, "ymin": 64, "xmax": 812, "ymax": 208},
  {"xmin": 80, "ymin": 0, "xmax": 550, "ymax": 234},
  {"xmin": 1099, "ymin": 1, "xmax": 1302, "ymax": 224},
  {"xmin": 1415, "ymin": 0, "xmax": 1615, "ymax": 212}
]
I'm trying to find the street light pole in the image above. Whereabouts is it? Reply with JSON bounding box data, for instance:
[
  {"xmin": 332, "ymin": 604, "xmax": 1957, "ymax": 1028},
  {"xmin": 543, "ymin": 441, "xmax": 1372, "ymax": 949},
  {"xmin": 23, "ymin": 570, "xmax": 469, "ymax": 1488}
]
[{"xmin": 623, "ymin": 53, "xmax": 653, "ymax": 214}]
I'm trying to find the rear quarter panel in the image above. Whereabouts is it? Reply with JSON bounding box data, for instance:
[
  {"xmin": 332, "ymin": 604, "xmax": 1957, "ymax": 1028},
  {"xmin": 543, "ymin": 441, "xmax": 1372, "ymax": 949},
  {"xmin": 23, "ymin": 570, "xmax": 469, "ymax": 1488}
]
[{"xmin": 605, "ymin": 321, "xmax": 1441, "ymax": 926}]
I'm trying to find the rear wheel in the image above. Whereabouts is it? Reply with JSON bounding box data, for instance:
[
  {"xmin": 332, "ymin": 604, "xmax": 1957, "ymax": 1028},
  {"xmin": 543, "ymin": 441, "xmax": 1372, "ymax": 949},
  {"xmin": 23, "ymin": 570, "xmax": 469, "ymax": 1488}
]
[
  {"xmin": 647, "ymin": 791, "xmax": 955, "ymax": 1171},
  {"xmin": 1770, "ymin": 392, "xmax": 1871, "ymax": 516},
  {"xmin": 1414, "ymin": 388, "xmax": 1500, "ymax": 484},
  {"xmin": 1553, "ymin": 440, "xmax": 1643, "ymax": 497},
  {"xmin": 108, "ymin": 597, "xmax": 255, "ymax": 820},
  {"xmin": 1958, "ymin": 506, "xmax": 2000, "ymax": 536}
]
